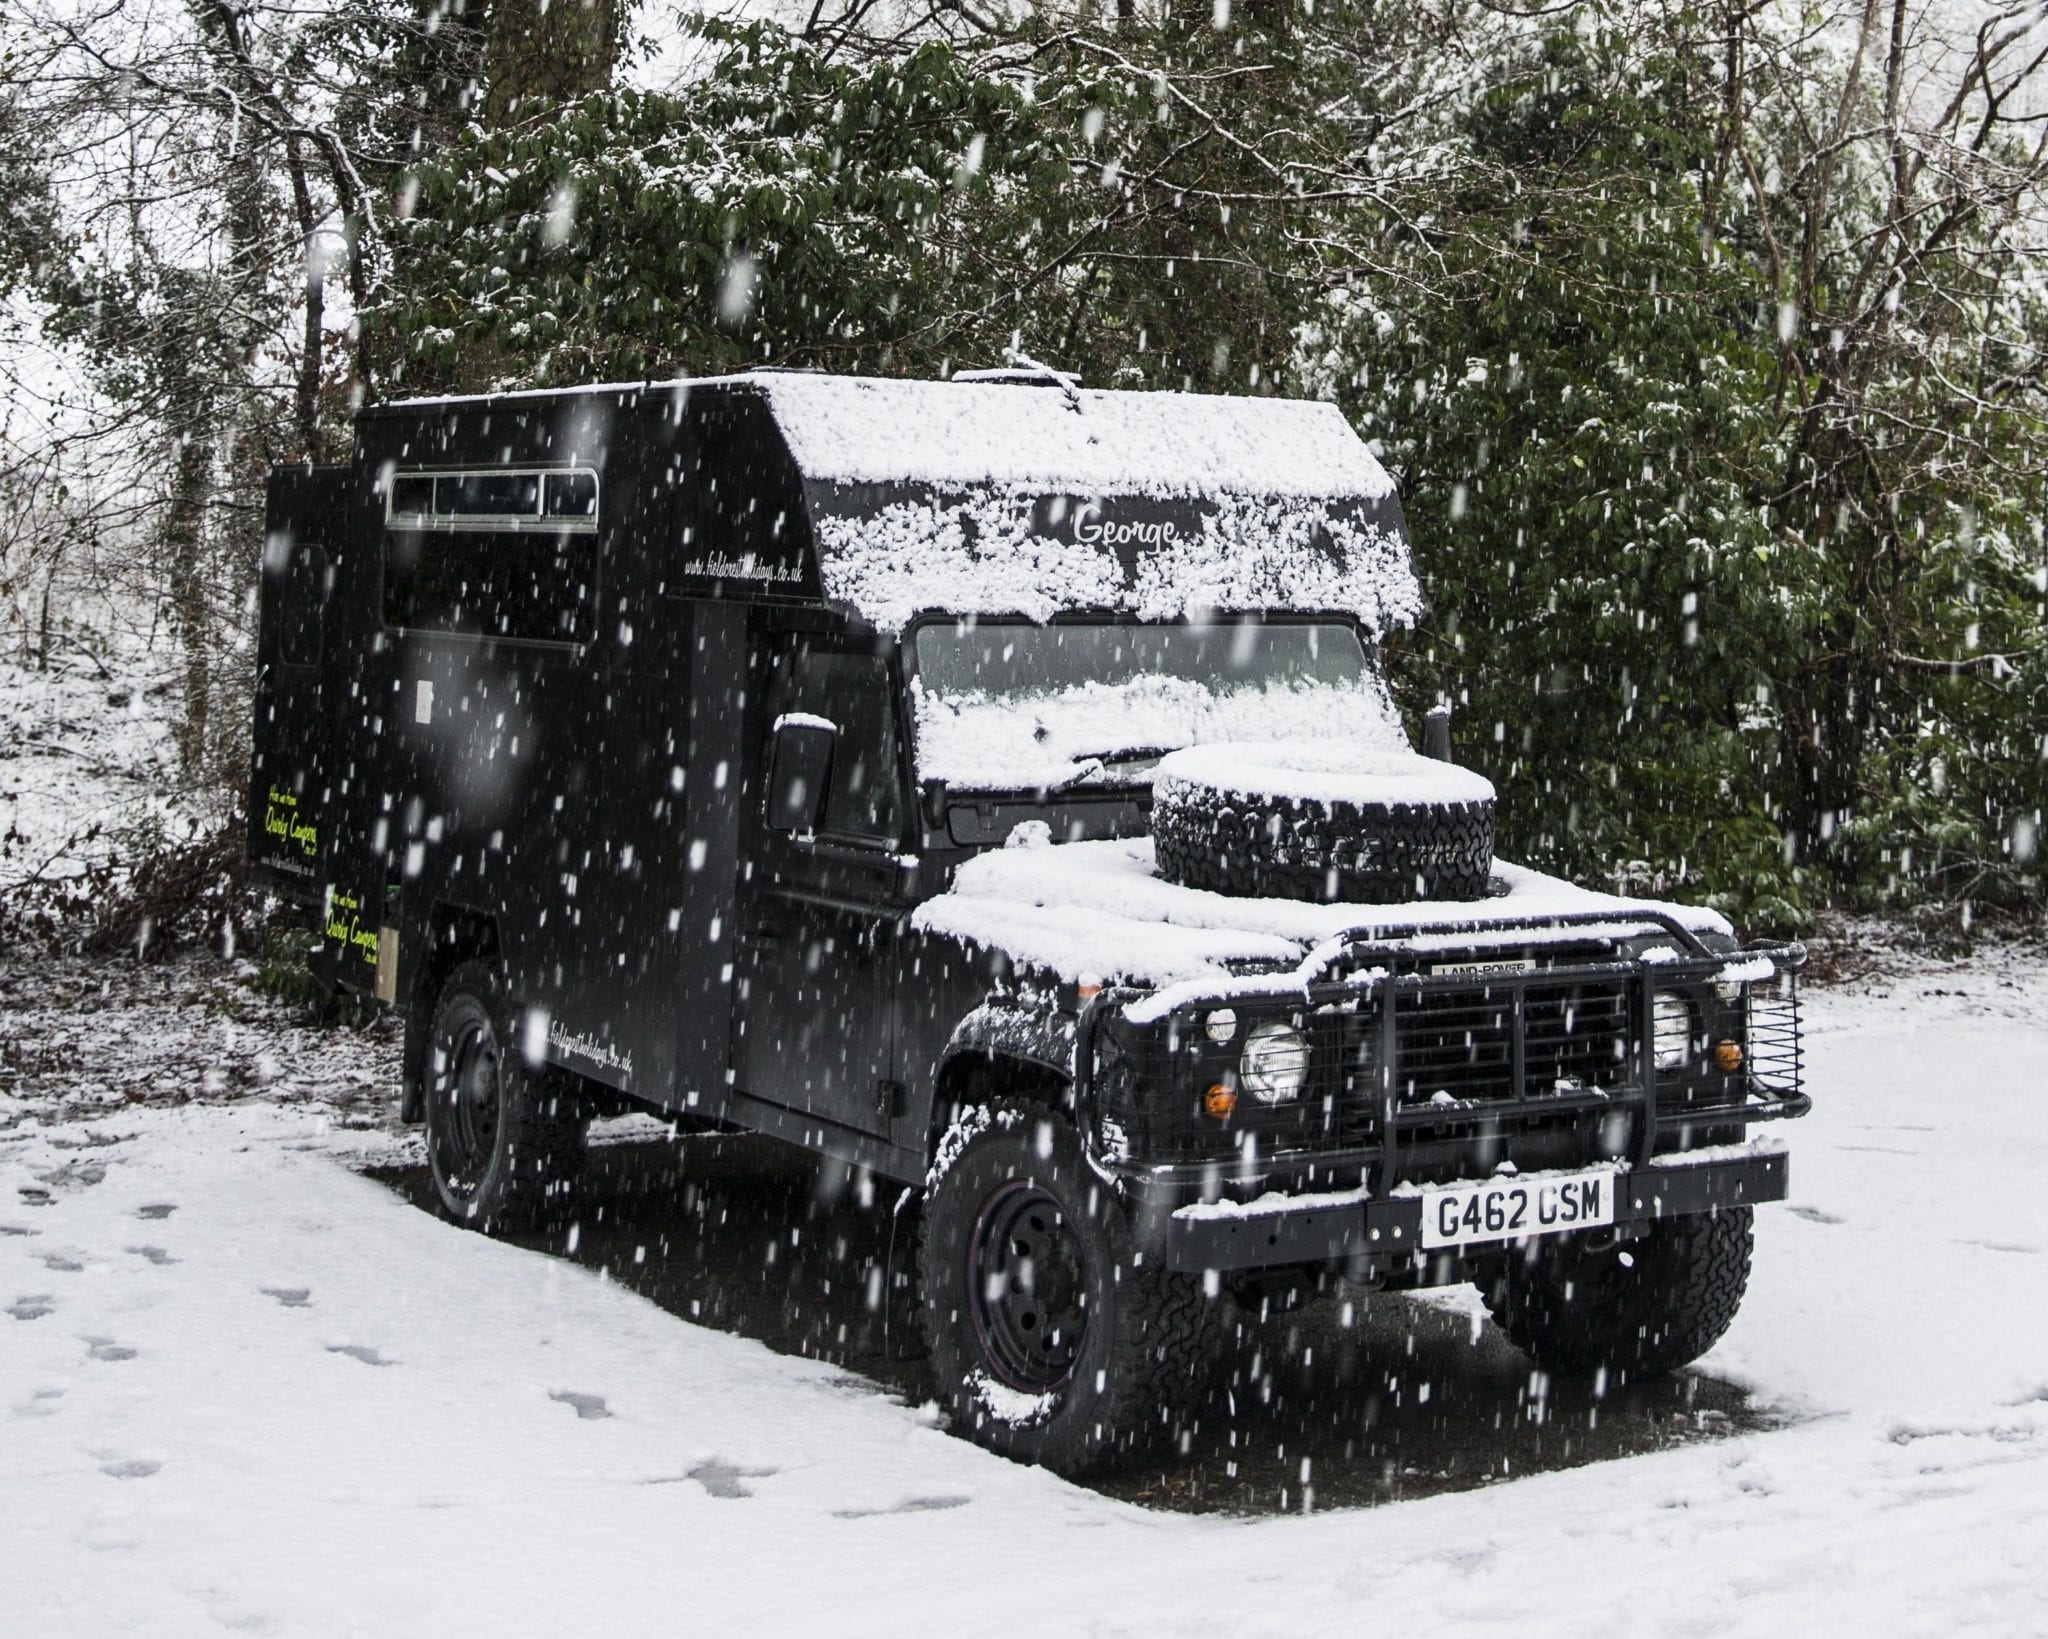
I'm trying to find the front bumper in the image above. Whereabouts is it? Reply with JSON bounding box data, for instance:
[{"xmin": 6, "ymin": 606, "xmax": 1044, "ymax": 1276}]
[{"xmin": 1156, "ymin": 1146, "xmax": 1789, "ymax": 1274}]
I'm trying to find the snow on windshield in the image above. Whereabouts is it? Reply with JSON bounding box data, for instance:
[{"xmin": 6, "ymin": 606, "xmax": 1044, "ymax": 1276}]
[{"xmin": 911, "ymin": 619, "xmax": 1408, "ymax": 790}]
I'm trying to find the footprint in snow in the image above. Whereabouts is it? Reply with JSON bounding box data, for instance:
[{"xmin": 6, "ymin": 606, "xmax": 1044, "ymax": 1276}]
[
  {"xmin": 833, "ymin": 1495, "xmax": 972, "ymax": 1519},
  {"xmin": 8, "ymin": 1294, "xmax": 55, "ymax": 1320},
  {"xmin": 549, "ymin": 1390, "xmax": 612, "ymax": 1420},
  {"xmin": 40, "ymin": 1252, "xmax": 85, "ymax": 1273},
  {"xmin": 127, "ymin": 1246, "xmax": 178, "ymax": 1266},
  {"xmin": 1788, "ymin": 1205, "xmax": 1844, "ymax": 1226},
  {"xmin": 685, "ymin": 1459, "xmax": 778, "ymax": 1499},
  {"xmin": 100, "ymin": 1459, "xmax": 160, "ymax": 1480},
  {"xmin": 0, "ymin": 1223, "xmax": 38, "ymax": 1236},
  {"xmin": 134, "ymin": 1203, "xmax": 177, "ymax": 1221},
  {"xmin": 86, "ymin": 1338, "xmax": 137, "ymax": 1362},
  {"xmin": 16, "ymin": 1387, "xmax": 65, "ymax": 1418},
  {"xmin": 327, "ymin": 1344, "xmax": 394, "ymax": 1367},
  {"xmin": 17, "ymin": 1187, "xmax": 53, "ymax": 1208},
  {"xmin": 261, "ymin": 1287, "xmax": 312, "ymax": 1308}
]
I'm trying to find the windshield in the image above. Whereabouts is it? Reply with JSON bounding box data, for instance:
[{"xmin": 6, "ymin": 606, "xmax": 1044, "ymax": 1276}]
[{"xmin": 911, "ymin": 618, "xmax": 1407, "ymax": 792}]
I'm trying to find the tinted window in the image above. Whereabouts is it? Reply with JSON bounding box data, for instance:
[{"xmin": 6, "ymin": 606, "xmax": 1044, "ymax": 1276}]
[
  {"xmin": 545, "ymin": 471, "xmax": 598, "ymax": 520},
  {"xmin": 439, "ymin": 472, "xmax": 540, "ymax": 518},
  {"xmin": 389, "ymin": 475, "xmax": 436, "ymax": 518},
  {"xmin": 386, "ymin": 467, "xmax": 598, "ymax": 531}
]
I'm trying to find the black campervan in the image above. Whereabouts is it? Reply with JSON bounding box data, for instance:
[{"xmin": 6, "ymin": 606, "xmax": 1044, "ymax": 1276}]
[{"xmin": 249, "ymin": 369, "xmax": 1808, "ymax": 1473}]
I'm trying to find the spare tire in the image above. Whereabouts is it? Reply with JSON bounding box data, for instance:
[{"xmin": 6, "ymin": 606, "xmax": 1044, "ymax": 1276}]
[{"xmin": 1151, "ymin": 741, "xmax": 1497, "ymax": 905}]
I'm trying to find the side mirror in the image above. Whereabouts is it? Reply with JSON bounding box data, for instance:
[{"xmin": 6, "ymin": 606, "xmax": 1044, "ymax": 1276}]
[
  {"xmin": 919, "ymin": 776, "xmax": 950, "ymax": 828},
  {"xmin": 767, "ymin": 714, "xmax": 837, "ymax": 833},
  {"xmin": 1422, "ymin": 703, "xmax": 1455, "ymax": 764}
]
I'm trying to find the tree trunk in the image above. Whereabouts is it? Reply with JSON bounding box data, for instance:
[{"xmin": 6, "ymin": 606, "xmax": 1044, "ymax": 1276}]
[{"xmin": 164, "ymin": 433, "xmax": 214, "ymax": 777}]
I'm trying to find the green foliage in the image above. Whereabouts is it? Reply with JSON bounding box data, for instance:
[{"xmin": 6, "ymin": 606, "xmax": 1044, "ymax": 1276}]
[
  {"xmin": 375, "ymin": 15, "xmax": 1326, "ymax": 396},
  {"xmin": 1341, "ymin": 19, "xmax": 1813, "ymax": 924},
  {"xmin": 383, "ymin": 24, "xmax": 1059, "ymax": 388}
]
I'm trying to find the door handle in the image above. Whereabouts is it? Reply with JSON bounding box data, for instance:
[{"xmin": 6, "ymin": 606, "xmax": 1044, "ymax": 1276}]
[{"xmin": 739, "ymin": 927, "xmax": 782, "ymax": 952}]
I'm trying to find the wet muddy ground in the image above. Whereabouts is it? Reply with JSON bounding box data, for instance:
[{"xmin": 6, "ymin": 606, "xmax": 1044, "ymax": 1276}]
[{"xmin": 370, "ymin": 1130, "xmax": 1781, "ymax": 1515}]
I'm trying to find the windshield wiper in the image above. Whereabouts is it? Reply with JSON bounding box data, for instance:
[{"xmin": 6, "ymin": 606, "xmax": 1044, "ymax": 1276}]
[{"xmin": 1043, "ymin": 745, "xmax": 1179, "ymax": 795}]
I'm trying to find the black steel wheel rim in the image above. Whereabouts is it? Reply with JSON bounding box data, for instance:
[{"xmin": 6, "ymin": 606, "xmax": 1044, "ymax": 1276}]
[
  {"xmin": 967, "ymin": 1180, "xmax": 1089, "ymax": 1394},
  {"xmin": 434, "ymin": 1017, "xmax": 501, "ymax": 1196}
]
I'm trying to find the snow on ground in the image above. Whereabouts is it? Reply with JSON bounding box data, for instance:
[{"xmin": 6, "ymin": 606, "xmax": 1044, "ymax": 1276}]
[
  {"xmin": 1, "ymin": 646, "xmax": 182, "ymax": 896},
  {"xmin": 3, "ymin": 942, "xmax": 2045, "ymax": 1636}
]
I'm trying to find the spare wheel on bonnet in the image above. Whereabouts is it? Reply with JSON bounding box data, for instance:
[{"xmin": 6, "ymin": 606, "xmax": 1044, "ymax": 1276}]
[{"xmin": 1151, "ymin": 741, "xmax": 1497, "ymax": 904}]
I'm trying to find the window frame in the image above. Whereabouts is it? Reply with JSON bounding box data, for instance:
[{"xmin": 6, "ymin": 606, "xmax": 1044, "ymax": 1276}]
[
  {"xmin": 384, "ymin": 464, "xmax": 600, "ymax": 535},
  {"xmin": 378, "ymin": 463, "xmax": 601, "ymax": 647},
  {"xmin": 765, "ymin": 640, "xmax": 912, "ymax": 851}
]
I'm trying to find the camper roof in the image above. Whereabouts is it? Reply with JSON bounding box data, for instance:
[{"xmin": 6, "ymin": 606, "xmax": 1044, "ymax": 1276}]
[
  {"xmin": 372, "ymin": 372, "xmax": 1418, "ymax": 634},
  {"xmin": 749, "ymin": 372, "xmax": 1396, "ymax": 503}
]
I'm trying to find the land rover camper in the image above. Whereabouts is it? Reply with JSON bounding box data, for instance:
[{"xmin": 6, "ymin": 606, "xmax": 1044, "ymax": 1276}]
[{"xmin": 249, "ymin": 370, "xmax": 1808, "ymax": 1474}]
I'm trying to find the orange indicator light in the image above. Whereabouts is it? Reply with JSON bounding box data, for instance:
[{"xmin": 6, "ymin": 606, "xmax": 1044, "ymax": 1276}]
[
  {"xmin": 1712, "ymin": 1039, "xmax": 1745, "ymax": 1073},
  {"xmin": 1203, "ymin": 1083, "xmax": 1238, "ymax": 1120}
]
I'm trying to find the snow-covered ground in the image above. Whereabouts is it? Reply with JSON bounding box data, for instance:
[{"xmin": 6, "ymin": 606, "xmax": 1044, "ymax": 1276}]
[{"xmin": 3, "ymin": 943, "xmax": 2044, "ymax": 1637}]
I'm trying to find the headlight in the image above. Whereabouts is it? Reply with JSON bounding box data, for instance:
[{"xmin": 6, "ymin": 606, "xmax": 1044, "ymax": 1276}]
[
  {"xmin": 1240, "ymin": 1021, "xmax": 1310, "ymax": 1104},
  {"xmin": 1652, "ymin": 991, "xmax": 1692, "ymax": 1071}
]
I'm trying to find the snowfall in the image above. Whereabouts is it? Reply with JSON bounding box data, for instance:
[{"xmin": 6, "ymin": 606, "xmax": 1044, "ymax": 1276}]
[{"xmin": 6, "ymin": 648, "xmax": 2048, "ymax": 1637}]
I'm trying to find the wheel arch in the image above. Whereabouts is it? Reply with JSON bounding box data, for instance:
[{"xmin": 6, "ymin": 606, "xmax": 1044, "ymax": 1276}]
[
  {"xmin": 400, "ymin": 903, "xmax": 502, "ymax": 1122},
  {"xmin": 924, "ymin": 1043, "xmax": 1073, "ymax": 1174}
]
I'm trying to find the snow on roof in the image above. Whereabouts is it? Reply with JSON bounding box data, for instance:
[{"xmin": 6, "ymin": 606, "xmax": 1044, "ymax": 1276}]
[
  {"xmin": 910, "ymin": 839, "xmax": 1733, "ymax": 1000},
  {"xmin": 379, "ymin": 372, "xmax": 1398, "ymax": 505},
  {"xmin": 752, "ymin": 374, "xmax": 1397, "ymax": 502}
]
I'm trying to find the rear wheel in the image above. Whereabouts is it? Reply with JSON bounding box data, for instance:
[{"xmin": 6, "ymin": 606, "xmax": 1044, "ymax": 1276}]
[
  {"xmin": 424, "ymin": 961, "xmax": 585, "ymax": 1232},
  {"xmin": 1480, "ymin": 1207, "xmax": 1754, "ymax": 1379},
  {"xmin": 919, "ymin": 1100, "xmax": 1218, "ymax": 1475}
]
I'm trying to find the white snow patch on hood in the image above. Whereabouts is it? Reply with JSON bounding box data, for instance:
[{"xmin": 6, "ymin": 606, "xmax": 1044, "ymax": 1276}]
[{"xmin": 910, "ymin": 840, "xmax": 1733, "ymax": 994}]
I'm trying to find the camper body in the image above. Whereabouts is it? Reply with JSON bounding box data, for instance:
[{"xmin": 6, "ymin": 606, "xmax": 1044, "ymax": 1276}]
[{"xmin": 250, "ymin": 371, "xmax": 1807, "ymax": 1473}]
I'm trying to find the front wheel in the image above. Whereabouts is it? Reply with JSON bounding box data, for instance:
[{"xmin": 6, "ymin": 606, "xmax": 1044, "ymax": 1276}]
[
  {"xmin": 424, "ymin": 961, "xmax": 586, "ymax": 1232},
  {"xmin": 1480, "ymin": 1206, "xmax": 1754, "ymax": 1380},
  {"xmin": 918, "ymin": 1101, "xmax": 1218, "ymax": 1475}
]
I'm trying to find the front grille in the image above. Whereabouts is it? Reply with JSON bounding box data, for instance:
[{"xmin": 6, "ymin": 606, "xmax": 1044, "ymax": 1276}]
[{"xmin": 1391, "ymin": 978, "xmax": 1634, "ymax": 1105}]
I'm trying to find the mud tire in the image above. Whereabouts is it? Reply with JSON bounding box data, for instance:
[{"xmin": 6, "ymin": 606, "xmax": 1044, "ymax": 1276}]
[
  {"xmin": 1151, "ymin": 743, "xmax": 1496, "ymax": 905},
  {"xmin": 1480, "ymin": 1207, "xmax": 1754, "ymax": 1379},
  {"xmin": 423, "ymin": 960, "xmax": 586, "ymax": 1233},
  {"xmin": 919, "ymin": 1100, "xmax": 1218, "ymax": 1475}
]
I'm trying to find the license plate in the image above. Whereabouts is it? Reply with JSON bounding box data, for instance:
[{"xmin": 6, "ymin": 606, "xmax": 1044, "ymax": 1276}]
[
  {"xmin": 1418, "ymin": 1167, "xmax": 1617, "ymax": 1250},
  {"xmin": 1431, "ymin": 957, "xmax": 1537, "ymax": 978}
]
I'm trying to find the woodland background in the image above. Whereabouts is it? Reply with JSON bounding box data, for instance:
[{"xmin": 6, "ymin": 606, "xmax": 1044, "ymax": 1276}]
[{"xmin": 2, "ymin": 0, "xmax": 2044, "ymax": 942}]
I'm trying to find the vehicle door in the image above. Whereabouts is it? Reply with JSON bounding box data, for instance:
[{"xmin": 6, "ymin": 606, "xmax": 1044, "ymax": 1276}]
[
  {"xmin": 249, "ymin": 466, "xmax": 351, "ymax": 906},
  {"xmin": 733, "ymin": 638, "xmax": 909, "ymax": 1136}
]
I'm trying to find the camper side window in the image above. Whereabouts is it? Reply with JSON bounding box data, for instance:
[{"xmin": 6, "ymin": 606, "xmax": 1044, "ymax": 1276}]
[
  {"xmin": 773, "ymin": 650, "xmax": 904, "ymax": 843},
  {"xmin": 382, "ymin": 465, "xmax": 599, "ymax": 645}
]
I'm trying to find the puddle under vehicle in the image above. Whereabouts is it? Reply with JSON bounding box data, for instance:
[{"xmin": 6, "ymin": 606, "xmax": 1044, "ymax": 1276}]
[{"xmin": 249, "ymin": 369, "xmax": 1808, "ymax": 1474}]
